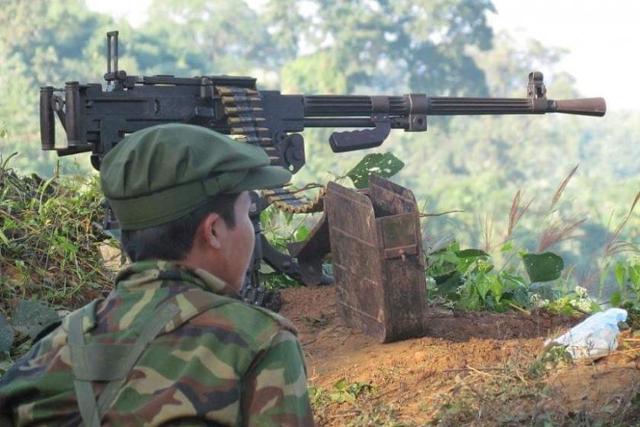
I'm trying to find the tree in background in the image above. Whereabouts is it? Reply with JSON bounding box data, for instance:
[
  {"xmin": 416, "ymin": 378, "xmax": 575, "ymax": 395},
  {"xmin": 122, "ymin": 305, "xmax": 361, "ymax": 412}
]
[{"xmin": 268, "ymin": 0, "xmax": 495, "ymax": 94}]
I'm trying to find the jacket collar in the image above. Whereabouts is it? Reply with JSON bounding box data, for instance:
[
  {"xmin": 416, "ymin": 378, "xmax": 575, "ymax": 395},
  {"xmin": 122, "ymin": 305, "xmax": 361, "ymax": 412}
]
[{"xmin": 115, "ymin": 259, "xmax": 239, "ymax": 298}]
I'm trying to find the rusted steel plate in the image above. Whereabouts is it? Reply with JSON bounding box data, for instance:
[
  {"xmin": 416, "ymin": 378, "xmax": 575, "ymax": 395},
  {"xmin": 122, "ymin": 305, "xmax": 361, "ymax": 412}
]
[{"xmin": 325, "ymin": 175, "xmax": 427, "ymax": 342}]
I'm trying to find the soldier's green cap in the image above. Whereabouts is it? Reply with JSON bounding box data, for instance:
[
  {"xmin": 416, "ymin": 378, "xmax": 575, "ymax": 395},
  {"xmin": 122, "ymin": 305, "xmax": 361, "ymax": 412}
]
[{"xmin": 100, "ymin": 123, "xmax": 291, "ymax": 230}]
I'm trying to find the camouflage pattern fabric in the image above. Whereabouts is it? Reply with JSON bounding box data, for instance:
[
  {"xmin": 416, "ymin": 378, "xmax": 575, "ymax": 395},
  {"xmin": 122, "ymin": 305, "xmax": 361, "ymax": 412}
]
[{"xmin": 0, "ymin": 260, "xmax": 314, "ymax": 426}]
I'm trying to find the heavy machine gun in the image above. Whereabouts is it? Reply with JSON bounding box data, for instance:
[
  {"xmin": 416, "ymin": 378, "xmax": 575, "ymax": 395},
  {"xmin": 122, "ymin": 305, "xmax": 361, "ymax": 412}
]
[{"xmin": 40, "ymin": 31, "xmax": 606, "ymax": 308}]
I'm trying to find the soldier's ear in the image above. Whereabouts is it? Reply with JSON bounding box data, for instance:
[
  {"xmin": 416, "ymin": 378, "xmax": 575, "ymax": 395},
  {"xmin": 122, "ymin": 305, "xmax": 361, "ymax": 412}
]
[{"xmin": 201, "ymin": 212, "xmax": 223, "ymax": 250}]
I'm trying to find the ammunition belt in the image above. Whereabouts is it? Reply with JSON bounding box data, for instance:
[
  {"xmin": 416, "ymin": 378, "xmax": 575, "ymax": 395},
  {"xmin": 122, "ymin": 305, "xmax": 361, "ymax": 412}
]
[{"xmin": 216, "ymin": 85, "xmax": 324, "ymax": 214}]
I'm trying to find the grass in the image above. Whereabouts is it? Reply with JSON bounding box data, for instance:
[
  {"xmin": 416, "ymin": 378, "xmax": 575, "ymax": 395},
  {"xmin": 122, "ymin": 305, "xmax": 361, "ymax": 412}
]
[
  {"xmin": 308, "ymin": 345, "xmax": 640, "ymax": 426},
  {"xmin": 0, "ymin": 155, "xmax": 117, "ymax": 358},
  {"xmin": 310, "ymin": 379, "xmax": 412, "ymax": 426}
]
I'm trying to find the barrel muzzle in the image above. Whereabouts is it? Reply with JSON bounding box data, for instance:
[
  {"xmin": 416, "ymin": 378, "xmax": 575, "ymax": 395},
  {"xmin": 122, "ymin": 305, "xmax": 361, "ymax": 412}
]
[{"xmin": 553, "ymin": 97, "xmax": 606, "ymax": 116}]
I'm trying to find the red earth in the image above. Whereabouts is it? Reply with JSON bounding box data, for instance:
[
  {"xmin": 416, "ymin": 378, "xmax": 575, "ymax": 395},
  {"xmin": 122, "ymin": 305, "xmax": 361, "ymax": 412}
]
[{"xmin": 280, "ymin": 286, "xmax": 640, "ymax": 425}]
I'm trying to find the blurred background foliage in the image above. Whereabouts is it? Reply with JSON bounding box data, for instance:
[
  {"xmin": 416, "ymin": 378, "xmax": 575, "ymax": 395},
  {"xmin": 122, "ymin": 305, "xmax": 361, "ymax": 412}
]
[{"xmin": 1, "ymin": 0, "xmax": 639, "ymax": 295}]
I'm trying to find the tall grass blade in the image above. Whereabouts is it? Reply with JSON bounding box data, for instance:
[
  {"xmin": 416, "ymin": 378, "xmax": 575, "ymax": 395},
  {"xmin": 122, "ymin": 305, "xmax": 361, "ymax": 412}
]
[{"xmin": 549, "ymin": 164, "xmax": 579, "ymax": 212}]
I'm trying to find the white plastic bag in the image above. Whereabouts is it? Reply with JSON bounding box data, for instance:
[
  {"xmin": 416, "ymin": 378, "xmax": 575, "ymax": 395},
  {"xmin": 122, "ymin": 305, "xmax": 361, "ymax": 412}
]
[{"xmin": 544, "ymin": 308, "xmax": 628, "ymax": 361}]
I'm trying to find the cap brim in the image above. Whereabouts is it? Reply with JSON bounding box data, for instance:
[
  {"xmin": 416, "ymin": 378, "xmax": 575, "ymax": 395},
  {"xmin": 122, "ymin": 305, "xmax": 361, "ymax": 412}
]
[{"xmin": 227, "ymin": 165, "xmax": 292, "ymax": 193}]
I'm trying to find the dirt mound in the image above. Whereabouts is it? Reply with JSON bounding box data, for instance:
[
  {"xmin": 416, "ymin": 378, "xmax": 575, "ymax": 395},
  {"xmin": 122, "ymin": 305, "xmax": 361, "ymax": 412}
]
[{"xmin": 280, "ymin": 286, "xmax": 640, "ymax": 425}]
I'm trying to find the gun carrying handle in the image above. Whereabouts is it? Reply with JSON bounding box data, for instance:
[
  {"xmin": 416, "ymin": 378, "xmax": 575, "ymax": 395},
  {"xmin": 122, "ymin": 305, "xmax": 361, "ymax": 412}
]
[
  {"xmin": 40, "ymin": 86, "xmax": 56, "ymax": 150},
  {"xmin": 553, "ymin": 98, "xmax": 606, "ymax": 117}
]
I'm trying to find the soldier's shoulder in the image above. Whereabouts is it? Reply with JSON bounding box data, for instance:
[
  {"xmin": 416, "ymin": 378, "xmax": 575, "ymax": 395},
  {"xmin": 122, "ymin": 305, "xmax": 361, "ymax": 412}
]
[
  {"xmin": 231, "ymin": 301, "xmax": 297, "ymax": 335},
  {"xmin": 184, "ymin": 289, "xmax": 298, "ymax": 347}
]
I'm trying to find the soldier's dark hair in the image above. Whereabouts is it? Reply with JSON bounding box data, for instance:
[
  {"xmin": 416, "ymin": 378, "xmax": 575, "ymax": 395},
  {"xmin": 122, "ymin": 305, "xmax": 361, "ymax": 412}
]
[{"xmin": 120, "ymin": 193, "xmax": 241, "ymax": 262}]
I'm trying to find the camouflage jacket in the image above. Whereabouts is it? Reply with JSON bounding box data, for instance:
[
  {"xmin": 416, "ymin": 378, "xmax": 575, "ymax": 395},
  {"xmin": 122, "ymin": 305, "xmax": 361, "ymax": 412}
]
[{"xmin": 0, "ymin": 260, "xmax": 314, "ymax": 426}]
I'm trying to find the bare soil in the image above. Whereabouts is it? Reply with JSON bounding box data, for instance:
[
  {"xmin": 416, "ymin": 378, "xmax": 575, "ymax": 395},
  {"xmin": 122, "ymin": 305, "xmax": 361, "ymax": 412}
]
[{"xmin": 280, "ymin": 286, "xmax": 640, "ymax": 426}]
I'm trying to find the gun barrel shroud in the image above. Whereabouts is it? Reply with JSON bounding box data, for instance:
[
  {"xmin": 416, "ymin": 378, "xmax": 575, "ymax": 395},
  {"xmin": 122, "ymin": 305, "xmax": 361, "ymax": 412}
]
[{"xmin": 302, "ymin": 94, "xmax": 606, "ymax": 128}]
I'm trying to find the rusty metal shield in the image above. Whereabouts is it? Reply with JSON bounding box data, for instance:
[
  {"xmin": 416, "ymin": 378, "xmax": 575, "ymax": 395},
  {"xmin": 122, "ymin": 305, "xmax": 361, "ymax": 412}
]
[{"xmin": 325, "ymin": 175, "xmax": 427, "ymax": 342}]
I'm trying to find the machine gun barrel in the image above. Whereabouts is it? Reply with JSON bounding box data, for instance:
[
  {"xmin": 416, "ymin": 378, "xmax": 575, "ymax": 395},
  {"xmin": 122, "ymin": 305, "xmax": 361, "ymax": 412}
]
[
  {"xmin": 303, "ymin": 95, "xmax": 606, "ymax": 121},
  {"xmin": 426, "ymin": 96, "xmax": 605, "ymax": 116},
  {"xmin": 299, "ymin": 72, "xmax": 606, "ymax": 153}
]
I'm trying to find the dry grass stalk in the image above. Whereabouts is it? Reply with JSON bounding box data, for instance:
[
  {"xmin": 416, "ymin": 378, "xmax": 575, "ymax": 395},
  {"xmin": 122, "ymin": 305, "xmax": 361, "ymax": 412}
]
[
  {"xmin": 606, "ymin": 241, "xmax": 640, "ymax": 257},
  {"xmin": 483, "ymin": 214, "xmax": 494, "ymax": 252},
  {"xmin": 420, "ymin": 209, "xmax": 464, "ymax": 218},
  {"xmin": 549, "ymin": 164, "xmax": 579, "ymax": 212},
  {"xmin": 538, "ymin": 218, "xmax": 586, "ymax": 252},
  {"xmin": 604, "ymin": 191, "xmax": 640, "ymax": 257},
  {"xmin": 506, "ymin": 189, "xmax": 534, "ymax": 240}
]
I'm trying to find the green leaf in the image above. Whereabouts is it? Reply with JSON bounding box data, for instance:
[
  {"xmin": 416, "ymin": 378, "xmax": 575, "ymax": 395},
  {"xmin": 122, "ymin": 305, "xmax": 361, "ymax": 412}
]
[
  {"xmin": 283, "ymin": 210, "xmax": 294, "ymax": 225},
  {"xmin": 610, "ymin": 291, "xmax": 622, "ymax": 307},
  {"xmin": 456, "ymin": 249, "xmax": 490, "ymax": 259},
  {"xmin": 529, "ymin": 282, "xmax": 558, "ymax": 300},
  {"xmin": 500, "ymin": 241, "xmax": 514, "ymax": 253},
  {"xmin": 11, "ymin": 300, "xmax": 59, "ymax": 340},
  {"xmin": 630, "ymin": 265, "xmax": 640, "ymax": 287},
  {"xmin": 0, "ymin": 230, "xmax": 10, "ymax": 246},
  {"xmin": 488, "ymin": 276, "xmax": 504, "ymax": 302},
  {"xmin": 446, "ymin": 249, "xmax": 491, "ymax": 274},
  {"xmin": 333, "ymin": 378, "xmax": 348, "ymax": 391},
  {"xmin": 459, "ymin": 289, "xmax": 481, "ymax": 311},
  {"xmin": 499, "ymin": 272, "xmax": 527, "ymax": 291},
  {"xmin": 615, "ymin": 262, "xmax": 626, "ymax": 286},
  {"xmin": 0, "ymin": 313, "xmax": 14, "ymax": 353},
  {"xmin": 474, "ymin": 274, "xmax": 491, "ymax": 300},
  {"xmin": 440, "ymin": 251, "xmax": 461, "ymax": 265},
  {"xmin": 432, "ymin": 272, "xmax": 463, "ymax": 299},
  {"xmin": 522, "ymin": 252, "xmax": 564, "ymax": 283},
  {"xmin": 347, "ymin": 382, "xmax": 373, "ymax": 398},
  {"xmin": 293, "ymin": 225, "xmax": 310, "ymax": 242},
  {"xmin": 346, "ymin": 153, "xmax": 405, "ymax": 189},
  {"xmin": 511, "ymin": 286, "xmax": 533, "ymax": 308},
  {"xmin": 475, "ymin": 259, "xmax": 495, "ymax": 274}
]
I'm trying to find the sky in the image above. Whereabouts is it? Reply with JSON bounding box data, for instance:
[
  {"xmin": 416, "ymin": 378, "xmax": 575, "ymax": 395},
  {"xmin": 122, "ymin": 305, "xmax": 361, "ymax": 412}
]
[
  {"xmin": 86, "ymin": 0, "xmax": 639, "ymax": 112},
  {"xmin": 489, "ymin": 0, "xmax": 640, "ymax": 112}
]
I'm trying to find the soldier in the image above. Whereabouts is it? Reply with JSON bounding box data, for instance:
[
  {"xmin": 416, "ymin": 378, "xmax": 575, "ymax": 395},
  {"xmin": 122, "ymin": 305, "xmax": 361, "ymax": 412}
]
[{"xmin": 0, "ymin": 124, "xmax": 314, "ymax": 426}]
